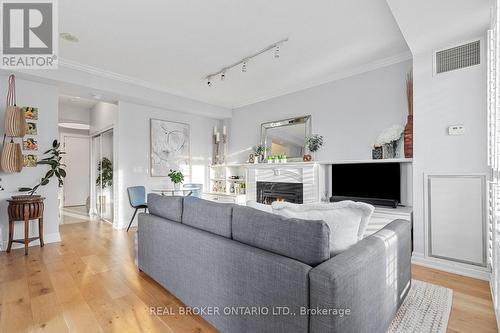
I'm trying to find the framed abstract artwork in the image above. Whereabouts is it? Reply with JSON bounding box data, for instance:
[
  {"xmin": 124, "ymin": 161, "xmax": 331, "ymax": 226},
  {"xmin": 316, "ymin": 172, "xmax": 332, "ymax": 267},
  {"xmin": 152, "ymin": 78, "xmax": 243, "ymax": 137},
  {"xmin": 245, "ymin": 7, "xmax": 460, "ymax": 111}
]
[{"xmin": 150, "ymin": 119, "xmax": 190, "ymax": 177}]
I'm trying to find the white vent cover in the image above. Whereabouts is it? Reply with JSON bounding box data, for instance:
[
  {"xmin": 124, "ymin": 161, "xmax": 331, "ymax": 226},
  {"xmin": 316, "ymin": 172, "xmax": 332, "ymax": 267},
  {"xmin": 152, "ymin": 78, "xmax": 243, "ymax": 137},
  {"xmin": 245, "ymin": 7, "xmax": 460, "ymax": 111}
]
[{"xmin": 435, "ymin": 40, "xmax": 480, "ymax": 74}]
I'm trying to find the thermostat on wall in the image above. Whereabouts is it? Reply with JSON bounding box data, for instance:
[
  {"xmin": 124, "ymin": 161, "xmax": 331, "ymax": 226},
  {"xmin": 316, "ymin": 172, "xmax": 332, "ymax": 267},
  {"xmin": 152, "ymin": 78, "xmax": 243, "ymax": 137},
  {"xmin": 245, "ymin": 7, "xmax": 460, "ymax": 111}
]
[{"xmin": 448, "ymin": 125, "xmax": 465, "ymax": 136}]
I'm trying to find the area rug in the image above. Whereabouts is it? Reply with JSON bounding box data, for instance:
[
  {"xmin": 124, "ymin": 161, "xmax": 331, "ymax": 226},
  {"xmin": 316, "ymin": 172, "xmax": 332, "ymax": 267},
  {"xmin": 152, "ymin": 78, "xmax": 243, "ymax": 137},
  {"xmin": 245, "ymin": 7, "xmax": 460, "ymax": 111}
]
[{"xmin": 388, "ymin": 279, "xmax": 453, "ymax": 333}]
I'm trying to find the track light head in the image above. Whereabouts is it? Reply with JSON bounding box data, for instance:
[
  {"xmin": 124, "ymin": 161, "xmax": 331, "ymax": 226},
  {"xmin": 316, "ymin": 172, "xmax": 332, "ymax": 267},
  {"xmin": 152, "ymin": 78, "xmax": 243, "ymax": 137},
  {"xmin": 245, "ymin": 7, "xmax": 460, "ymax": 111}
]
[
  {"xmin": 207, "ymin": 78, "xmax": 212, "ymax": 87},
  {"xmin": 274, "ymin": 45, "xmax": 280, "ymax": 58},
  {"xmin": 242, "ymin": 61, "xmax": 247, "ymax": 73},
  {"xmin": 221, "ymin": 72, "xmax": 226, "ymax": 81}
]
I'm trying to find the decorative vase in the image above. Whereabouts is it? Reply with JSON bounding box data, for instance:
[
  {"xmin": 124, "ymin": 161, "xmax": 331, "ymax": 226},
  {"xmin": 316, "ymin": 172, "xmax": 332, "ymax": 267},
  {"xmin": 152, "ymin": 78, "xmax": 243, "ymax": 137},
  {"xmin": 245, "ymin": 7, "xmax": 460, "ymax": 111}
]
[
  {"xmin": 5, "ymin": 105, "xmax": 26, "ymax": 137},
  {"xmin": 174, "ymin": 183, "xmax": 181, "ymax": 190},
  {"xmin": 1, "ymin": 141, "xmax": 23, "ymax": 173},
  {"xmin": 404, "ymin": 115, "xmax": 413, "ymax": 158}
]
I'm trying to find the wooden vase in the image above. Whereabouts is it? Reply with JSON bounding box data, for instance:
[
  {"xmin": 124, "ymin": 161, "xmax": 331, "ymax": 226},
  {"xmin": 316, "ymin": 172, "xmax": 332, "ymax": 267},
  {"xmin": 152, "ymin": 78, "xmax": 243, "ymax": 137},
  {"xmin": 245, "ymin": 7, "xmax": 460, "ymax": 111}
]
[
  {"xmin": 5, "ymin": 105, "xmax": 26, "ymax": 137},
  {"xmin": 404, "ymin": 115, "xmax": 413, "ymax": 158},
  {"xmin": 1, "ymin": 141, "xmax": 23, "ymax": 173}
]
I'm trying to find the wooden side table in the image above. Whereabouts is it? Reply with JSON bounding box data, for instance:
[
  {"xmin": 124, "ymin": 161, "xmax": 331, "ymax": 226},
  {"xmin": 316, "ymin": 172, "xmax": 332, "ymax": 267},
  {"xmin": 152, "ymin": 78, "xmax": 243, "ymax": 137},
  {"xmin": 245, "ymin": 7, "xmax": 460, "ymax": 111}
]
[{"xmin": 7, "ymin": 196, "xmax": 45, "ymax": 255}]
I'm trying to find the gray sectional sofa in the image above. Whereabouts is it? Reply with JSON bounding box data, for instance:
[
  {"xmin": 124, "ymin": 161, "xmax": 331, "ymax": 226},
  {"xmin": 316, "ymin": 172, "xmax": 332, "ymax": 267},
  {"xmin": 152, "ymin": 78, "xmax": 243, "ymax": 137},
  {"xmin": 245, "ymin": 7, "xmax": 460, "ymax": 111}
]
[{"xmin": 138, "ymin": 194, "xmax": 411, "ymax": 333}]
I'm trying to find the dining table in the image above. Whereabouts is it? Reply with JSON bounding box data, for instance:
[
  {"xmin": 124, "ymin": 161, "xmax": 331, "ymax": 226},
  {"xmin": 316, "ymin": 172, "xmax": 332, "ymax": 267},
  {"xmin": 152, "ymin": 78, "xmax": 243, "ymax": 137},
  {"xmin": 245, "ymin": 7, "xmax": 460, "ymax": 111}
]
[{"xmin": 151, "ymin": 187, "xmax": 201, "ymax": 196}]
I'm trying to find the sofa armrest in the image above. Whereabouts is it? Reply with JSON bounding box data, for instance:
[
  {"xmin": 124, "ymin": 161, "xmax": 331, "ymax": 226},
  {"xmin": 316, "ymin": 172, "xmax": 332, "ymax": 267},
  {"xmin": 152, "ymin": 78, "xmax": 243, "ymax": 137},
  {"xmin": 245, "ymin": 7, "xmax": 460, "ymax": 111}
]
[{"xmin": 309, "ymin": 219, "xmax": 412, "ymax": 333}]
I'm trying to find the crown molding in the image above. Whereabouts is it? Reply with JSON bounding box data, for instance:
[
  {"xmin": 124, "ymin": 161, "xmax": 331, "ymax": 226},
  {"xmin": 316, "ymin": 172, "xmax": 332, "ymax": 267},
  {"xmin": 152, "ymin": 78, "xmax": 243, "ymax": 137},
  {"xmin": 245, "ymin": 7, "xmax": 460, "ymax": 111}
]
[
  {"xmin": 58, "ymin": 58, "xmax": 224, "ymax": 110},
  {"xmin": 58, "ymin": 51, "xmax": 412, "ymax": 111},
  {"xmin": 230, "ymin": 51, "xmax": 413, "ymax": 109}
]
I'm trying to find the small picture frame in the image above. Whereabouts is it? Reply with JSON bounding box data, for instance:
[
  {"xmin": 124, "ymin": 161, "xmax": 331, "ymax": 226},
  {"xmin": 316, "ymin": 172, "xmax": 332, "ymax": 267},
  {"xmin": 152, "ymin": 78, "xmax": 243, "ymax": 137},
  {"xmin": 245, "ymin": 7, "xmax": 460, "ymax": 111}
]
[
  {"xmin": 23, "ymin": 154, "xmax": 37, "ymax": 167},
  {"xmin": 23, "ymin": 138, "xmax": 38, "ymax": 151},
  {"xmin": 26, "ymin": 122, "xmax": 37, "ymax": 135},
  {"xmin": 22, "ymin": 106, "xmax": 38, "ymax": 120}
]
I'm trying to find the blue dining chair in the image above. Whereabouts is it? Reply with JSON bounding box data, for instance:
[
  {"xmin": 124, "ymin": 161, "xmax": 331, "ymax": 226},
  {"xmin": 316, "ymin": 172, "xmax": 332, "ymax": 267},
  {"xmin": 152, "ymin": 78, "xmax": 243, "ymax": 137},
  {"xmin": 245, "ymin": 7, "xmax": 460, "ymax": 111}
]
[
  {"xmin": 127, "ymin": 186, "xmax": 148, "ymax": 232},
  {"xmin": 182, "ymin": 183, "xmax": 203, "ymax": 198}
]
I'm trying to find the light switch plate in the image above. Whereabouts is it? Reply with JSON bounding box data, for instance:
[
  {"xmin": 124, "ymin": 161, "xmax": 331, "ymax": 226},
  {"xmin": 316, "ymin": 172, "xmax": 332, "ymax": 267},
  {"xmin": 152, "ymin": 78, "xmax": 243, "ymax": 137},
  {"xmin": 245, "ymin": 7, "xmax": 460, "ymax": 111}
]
[{"xmin": 448, "ymin": 125, "xmax": 465, "ymax": 136}]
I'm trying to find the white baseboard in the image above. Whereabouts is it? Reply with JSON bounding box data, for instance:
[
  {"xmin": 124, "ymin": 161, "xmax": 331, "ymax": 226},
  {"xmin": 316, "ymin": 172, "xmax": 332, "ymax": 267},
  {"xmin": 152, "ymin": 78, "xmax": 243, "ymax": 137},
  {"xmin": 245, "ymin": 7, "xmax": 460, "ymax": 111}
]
[
  {"xmin": 0, "ymin": 232, "xmax": 61, "ymax": 251},
  {"xmin": 412, "ymin": 253, "xmax": 491, "ymax": 281},
  {"xmin": 489, "ymin": 281, "xmax": 500, "ymax": 333}
]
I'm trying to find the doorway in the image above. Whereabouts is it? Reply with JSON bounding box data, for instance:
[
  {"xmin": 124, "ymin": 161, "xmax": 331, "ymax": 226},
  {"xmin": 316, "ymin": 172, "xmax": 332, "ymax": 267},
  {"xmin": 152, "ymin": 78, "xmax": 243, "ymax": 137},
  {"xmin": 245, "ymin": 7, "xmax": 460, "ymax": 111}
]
[
  {"xmin": 91, "ymin": 129, "xmax": 114, "ymax": 223},
  {"xmin": 60, "ymin": 134, "xmax": 91, "ymax": 223}
]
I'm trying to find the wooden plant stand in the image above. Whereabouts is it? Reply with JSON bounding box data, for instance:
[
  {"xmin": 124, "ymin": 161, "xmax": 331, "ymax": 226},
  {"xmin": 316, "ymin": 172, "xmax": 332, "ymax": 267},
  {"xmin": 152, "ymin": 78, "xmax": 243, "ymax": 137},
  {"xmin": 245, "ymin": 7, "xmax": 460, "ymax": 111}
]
[{"xmin": 7, "ymin": 196, "xmax": 45, "ymax": 255}]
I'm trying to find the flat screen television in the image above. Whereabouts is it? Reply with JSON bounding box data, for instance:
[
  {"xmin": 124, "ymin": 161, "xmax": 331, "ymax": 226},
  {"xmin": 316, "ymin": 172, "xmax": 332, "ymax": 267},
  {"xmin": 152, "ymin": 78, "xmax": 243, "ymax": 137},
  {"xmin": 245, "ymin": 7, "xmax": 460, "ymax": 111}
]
[{"xmin": 331, "ymin": 163, "xmax": 401, "ymax": 207}]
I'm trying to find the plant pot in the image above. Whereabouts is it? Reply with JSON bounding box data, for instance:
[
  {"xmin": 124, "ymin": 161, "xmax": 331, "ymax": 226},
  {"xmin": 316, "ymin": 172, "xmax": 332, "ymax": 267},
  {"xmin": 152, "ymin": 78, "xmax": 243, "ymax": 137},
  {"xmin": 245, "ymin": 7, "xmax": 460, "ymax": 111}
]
[
  {"xmin": 174, "ymin": 183, "xmax": 181, "ymax": 190},
  {"xmin": 404, "ymin": 115, "xmax": 413, "ymax": 158}
]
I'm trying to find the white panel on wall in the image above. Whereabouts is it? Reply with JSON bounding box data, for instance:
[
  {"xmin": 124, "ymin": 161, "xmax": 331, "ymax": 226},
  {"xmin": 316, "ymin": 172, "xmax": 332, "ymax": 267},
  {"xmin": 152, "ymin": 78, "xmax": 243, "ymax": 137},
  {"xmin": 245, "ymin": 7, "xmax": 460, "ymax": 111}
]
[{"xmin": 427, "ymin": 175, "xmax": 486, "ymax": 266}]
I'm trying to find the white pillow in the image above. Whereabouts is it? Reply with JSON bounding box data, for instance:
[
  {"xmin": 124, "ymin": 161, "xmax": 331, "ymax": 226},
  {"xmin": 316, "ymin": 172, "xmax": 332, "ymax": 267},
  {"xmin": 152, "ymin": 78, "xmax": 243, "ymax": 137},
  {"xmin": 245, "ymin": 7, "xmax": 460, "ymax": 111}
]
[
  {"xmin": 246, "ymin": 200, "xmax": 273, "ymax": 213},
  {"xmin": 271, "ymin": 201, "xmax": 374, "ymax": 255}
]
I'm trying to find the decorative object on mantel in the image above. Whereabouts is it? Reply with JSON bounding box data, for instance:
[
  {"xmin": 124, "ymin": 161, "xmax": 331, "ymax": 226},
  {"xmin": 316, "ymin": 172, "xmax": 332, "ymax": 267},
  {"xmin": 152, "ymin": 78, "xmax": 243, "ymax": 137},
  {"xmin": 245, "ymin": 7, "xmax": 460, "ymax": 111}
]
[
  {"xmin": 248, "ymin": 153, "xmax": 258, "ymax": 164},
  {"xmin": 305, "ymin": 134, "xmax": 324, "ymax": 161},
  {"xmin": 212, "ymin": 125, "xmax": 227, "ymax": 164},
  {"xmin": 167, "ymin": 169, "xmax": 184, "ymax": 190},
  {"xmin": 303, "ymin": 154, "xmax": 312, "ymax": 162},
  {"xmin": 18, "ymin": 139, "xmax": 66, "ymax": 196},
  {"xmin": 372, "ymin": 125, "xmax": 403, "ymax": 159},
  {"xmin": 266, "ymin": 154, "xmax": 288, "ymax": 163},
  {"xmin": 254, "ymin": 144, "xmax": 268, "ymax": 163},
  {"xmin": 1, "ymin": 74, "xmax": 25, "ymax": 173},
  {"xmin": 404, "ymin": 72, "xmax": 413, "ymax": 158}
]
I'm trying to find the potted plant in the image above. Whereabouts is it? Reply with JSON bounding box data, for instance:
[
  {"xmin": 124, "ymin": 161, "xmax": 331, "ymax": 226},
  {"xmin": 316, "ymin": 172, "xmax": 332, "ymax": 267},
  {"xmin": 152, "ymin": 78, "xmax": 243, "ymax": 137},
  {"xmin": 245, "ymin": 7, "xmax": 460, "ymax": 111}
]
[
  {"xmin": 96, "ymin": 157, "xmax": 113, "ymax": 209},
  {"xmin": 168, "ymin": 169, "xmax": 184, "ymax": 190},
  {"xmin": 18, "ymin": 139, "xmax": 66, "ymax": 197},
  {"xmin": 254, "ymin": 144, "xmax": 268, "ymax": 163},
  {"xmin": 305, "ymin": 134, "xmax": 324, "ymax": 160}
]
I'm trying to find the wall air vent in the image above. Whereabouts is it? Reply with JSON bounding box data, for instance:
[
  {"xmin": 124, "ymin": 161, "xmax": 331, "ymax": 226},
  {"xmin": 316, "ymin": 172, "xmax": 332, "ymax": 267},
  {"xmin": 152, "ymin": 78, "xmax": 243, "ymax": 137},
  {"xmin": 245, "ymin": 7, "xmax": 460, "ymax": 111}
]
[{"xmin": 435, "ymin": 40, "xmax": 480, "ymax": 74}]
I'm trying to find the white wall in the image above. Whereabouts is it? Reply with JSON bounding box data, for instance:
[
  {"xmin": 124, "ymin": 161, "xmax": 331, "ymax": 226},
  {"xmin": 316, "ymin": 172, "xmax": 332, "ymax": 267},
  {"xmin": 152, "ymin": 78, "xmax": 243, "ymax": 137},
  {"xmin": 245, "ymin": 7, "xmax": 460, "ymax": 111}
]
[
  {"xmin": 90, "ymin": 102, "xmax": 118, "ymax": 135},
  {"xmin": 412, "ymin": 38, "xmax": 488, "ymax": 259},
  {"xmin": 0, "ymin": 76, "xmax": 60, "ymax": 249},
  {"xmin": 115, "ymin": 101, "xmax": 220, "ymax": 229},
  {"xmin": 229, "ymin": 60, "xmax": 412, "ymax": 163},
  {"xmin": 59, "ymin": 103, "xmax": 91, "ymax": 124}
]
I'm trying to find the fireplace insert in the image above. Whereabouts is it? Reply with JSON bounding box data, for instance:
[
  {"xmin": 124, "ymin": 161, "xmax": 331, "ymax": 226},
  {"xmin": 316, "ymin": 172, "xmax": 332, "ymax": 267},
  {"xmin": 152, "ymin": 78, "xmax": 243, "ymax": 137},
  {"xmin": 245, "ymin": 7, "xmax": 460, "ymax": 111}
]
[{"xmin": 256, "ymin": 181, "xmax": 303, "ymax": 205}]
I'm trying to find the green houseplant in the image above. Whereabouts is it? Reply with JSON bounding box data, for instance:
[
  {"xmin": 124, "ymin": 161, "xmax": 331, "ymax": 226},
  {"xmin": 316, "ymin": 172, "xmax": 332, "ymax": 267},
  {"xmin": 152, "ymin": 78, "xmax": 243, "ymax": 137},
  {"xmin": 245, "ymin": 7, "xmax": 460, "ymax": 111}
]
[
  {"xmin": 168, "ymin": 169, "xmax": 184, "ymax": 190},
  {"xmin": 19, "ymin": 139, "xmax": 66, "ymax": 196},
  {"xmin": 305, "ymin": 134, "xmax": 324, "ymax": 160},
  {"xmin": 96, "ymin": 157, "xmax": 113, "ymax": 189},
  {"xmin": 254, "ymin": 144, "xmax": 269, "ymax": 163}
]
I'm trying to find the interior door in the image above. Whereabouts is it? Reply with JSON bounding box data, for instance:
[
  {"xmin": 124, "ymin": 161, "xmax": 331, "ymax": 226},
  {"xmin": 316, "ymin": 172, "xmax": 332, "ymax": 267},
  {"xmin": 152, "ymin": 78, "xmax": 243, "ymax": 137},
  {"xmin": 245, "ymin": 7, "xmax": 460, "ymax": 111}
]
[{"xmin": 63, "ymin": 136, "xmax": 90, "ymax": 206}]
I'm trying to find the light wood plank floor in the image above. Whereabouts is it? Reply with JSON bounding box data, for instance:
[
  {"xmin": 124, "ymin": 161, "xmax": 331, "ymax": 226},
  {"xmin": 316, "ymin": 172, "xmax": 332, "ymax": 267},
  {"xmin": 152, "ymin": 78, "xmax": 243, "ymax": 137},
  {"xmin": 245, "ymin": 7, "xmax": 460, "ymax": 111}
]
[{"xmin": 0, "ymin": 218, "xmax": 497, "ymax": 333}]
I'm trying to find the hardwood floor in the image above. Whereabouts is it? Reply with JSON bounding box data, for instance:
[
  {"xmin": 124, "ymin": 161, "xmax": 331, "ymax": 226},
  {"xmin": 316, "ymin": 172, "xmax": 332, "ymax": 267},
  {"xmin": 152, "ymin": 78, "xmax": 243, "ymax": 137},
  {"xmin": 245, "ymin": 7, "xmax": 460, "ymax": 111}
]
[{"xmin": 0, "ymin": 217, "xmax": 497, "ymax": 333}]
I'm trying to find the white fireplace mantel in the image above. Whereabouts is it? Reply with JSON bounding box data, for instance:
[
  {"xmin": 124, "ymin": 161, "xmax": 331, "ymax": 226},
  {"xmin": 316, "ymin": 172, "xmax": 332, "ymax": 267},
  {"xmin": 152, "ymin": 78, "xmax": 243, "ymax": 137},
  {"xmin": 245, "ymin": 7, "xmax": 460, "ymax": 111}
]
[{"xmin": 245, "ymin": 162, "xmax": 329, "ymax": 203}]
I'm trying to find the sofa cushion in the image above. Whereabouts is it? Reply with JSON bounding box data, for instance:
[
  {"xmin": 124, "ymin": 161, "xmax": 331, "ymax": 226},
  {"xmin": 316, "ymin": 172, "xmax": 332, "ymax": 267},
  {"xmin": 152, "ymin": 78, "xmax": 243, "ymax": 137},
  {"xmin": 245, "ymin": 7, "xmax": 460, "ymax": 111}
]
[
  {"xmin": 147, "ymin": 194, "xmax": 183, "ymax": 222},
  {"xmin": 182, "ymin": 196, "xmax": 233, "ymax": 238},
  {"xmin": 232, "ymin": 206, "xmax": 330, "ymax": 266},
  {"xmin": 272, "ymin": 201, "xmax": 374, "ymax": 256}
]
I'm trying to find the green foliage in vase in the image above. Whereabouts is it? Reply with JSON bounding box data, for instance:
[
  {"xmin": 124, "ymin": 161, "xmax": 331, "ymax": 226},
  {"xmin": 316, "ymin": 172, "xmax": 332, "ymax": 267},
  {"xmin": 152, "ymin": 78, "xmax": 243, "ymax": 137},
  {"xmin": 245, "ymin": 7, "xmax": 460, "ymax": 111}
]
[
  {"xmin": 254, "ymin": 144, "xmax": 269, "ymax": 155},
  {"xmin": 96, "ymin": 157, "xmax": 113, "ymax": 189},
  {"xmin": 168, "ymin": 169, "xmax": 184, "ymax": 184},
  {"xmin": 19, "ymin": 139, "xmax": 67, "ymax": 196},
  {"xmin": 306, "ymin": 134, "xmax": 324, "ymax": 152}
]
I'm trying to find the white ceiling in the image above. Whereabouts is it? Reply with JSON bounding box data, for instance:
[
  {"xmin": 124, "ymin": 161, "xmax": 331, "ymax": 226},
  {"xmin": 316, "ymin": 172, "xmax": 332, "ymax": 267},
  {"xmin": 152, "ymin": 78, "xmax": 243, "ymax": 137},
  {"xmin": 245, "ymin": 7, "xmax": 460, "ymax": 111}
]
[
  {"xmin": 59, "ymin": 0, "xmax": 410, "ymax": 109},
  {"xmin": 59, "ymin": 94, "xmax": 98, "ymax": 109},
  {"xmin": 387, "ymin": 0, "xmax": 493, "ymax": 53}
]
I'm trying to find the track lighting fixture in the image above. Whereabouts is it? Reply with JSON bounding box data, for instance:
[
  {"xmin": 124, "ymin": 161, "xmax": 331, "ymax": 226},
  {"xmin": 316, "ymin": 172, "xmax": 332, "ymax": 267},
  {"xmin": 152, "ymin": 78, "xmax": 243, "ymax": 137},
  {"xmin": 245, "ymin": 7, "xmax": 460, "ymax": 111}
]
[{"xmin": 203, "ymin": 37, "xmax": 288, "ymax": 86}]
